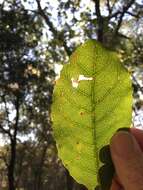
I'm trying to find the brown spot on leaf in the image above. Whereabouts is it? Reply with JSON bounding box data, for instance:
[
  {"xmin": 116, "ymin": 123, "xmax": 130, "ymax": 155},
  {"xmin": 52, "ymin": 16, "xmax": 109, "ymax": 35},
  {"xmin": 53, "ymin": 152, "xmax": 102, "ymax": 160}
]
[
  {"xmin": 76, "ymin": 156, "xmax": 81, "ymax": 160},
  {"xmin": 80, "ymin": 112, "xmax": 84, "ymax": 116}
]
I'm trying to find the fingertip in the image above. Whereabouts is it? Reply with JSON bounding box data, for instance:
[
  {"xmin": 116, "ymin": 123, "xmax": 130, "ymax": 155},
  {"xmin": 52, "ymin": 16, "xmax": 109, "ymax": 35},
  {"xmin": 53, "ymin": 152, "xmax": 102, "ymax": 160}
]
[
  {"xmin": 110, "ymin": 131, "xmax": 134, "ymax": 159},
  {"xmin": 110, "ymin": 129, "xmax": 143, "ymax": 190}
]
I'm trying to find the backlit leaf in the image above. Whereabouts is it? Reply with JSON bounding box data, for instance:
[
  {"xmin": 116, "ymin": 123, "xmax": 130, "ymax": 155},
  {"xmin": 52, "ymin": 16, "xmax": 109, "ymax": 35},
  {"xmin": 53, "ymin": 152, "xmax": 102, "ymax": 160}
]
[{"xmin": 51, "ymin": 40, "xmax": 132, "ymax": 190}]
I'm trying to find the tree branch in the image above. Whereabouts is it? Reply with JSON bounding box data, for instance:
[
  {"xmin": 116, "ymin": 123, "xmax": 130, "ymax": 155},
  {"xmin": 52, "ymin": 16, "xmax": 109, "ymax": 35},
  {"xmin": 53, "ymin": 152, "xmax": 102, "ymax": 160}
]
[
  {"xmin": 110, "ymin": 10, "xmax": 121, "ymax": 19},
  {"xmin": 36, "ymin": 0, "xmax": 72, "ymax": 56},
  {"xmin": 106, "ymin": 0, "xmax": 119, "ymax": 19},
  {"xmin": 117, "ymin": 32, "xmax": 131, "ymax": 39},
  {"xmin": 36, "ymin": 0, "xmax": 57, "ymax": 36},
  {"xmin": 132, "ymin": 75, "xmax": 143, "ymax": 94},
  {"xmin": 0, "ymin": 124, "xmax": 12, "ymax": 139},
  {"xmin": 110, "ymin": 0, "xmax": 138, "ymax": 19},
  {"xmin": 111, "ymin": 0, "xmax": 118, "ymax": 10},
  {"xmin": 106, "ymin": 0, "xmax": 112, "ymax": 15},
  {"xmin": 94, "ymin": 0, "xmax": 104, "ymax": 42},
  {"xmin": 126, "ymin": 11, "xmax": 140, "ymax": 18},
  {"xmin": 114, "ymin": 0, "xmax": 135, "ymax": 35},
  {"xmin": 94, "ymin": 0, "xmax": 102, "ymax": 21},
  {"xmin": 13, "ymin": 95, "xmax": 20, "ymax": 141}
]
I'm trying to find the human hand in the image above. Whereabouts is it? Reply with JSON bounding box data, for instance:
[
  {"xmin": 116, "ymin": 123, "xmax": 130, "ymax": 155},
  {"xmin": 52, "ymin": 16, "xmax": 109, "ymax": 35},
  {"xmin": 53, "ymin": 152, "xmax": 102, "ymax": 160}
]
[{"xmin": 110, "ymin": 128, "xmax": 143, "ymax": 190}]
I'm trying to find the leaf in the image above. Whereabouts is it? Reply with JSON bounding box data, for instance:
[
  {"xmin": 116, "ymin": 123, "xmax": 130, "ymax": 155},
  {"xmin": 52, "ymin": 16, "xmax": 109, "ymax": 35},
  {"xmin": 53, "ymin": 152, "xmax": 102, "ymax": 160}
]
[{"xmin": 51, "ymin": 40, "xmax": 132, "ymax": 190}]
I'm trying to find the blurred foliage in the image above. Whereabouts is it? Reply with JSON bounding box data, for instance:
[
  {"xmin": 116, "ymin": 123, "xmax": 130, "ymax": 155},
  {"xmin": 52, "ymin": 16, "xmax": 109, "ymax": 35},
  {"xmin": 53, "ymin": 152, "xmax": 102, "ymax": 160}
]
[{"xmin": 0, "ymin": 0, "xmax": 143, "ymax": 190}]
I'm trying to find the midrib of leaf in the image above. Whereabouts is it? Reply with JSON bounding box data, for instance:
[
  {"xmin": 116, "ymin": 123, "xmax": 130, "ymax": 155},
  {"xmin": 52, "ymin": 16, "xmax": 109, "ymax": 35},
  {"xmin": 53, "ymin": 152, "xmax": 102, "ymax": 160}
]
[{"xmin": 91, "ymin": 46, "xmax": 99, "ymax": 173}]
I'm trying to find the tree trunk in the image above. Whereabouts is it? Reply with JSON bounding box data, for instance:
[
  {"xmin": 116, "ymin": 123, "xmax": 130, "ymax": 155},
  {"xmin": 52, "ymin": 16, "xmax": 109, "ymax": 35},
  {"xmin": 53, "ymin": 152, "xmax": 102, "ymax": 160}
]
[
  {"xmin": 8, "ymin": 139, "xmax": 16, "ymax": 190},
  {"xmin": 33, "ymin": 144, "xmax": 48, "ymax": 190},
  {"xmin": 97, "ymin": 18, "xmax": 104, "ymax": 43},
  {"xmin": 7, "ymin": 96, "xmax": 19, "ymax": 190},
  {"xmin": 94, "ymin": 0, "xmax": 104, "ymax": 43}
]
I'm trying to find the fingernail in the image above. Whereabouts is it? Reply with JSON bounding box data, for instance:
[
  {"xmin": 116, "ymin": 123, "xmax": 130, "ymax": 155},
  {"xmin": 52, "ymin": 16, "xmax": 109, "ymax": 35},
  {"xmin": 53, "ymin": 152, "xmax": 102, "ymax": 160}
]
[
  {"xmin": 116, "ymin": 127, "xmax": 130, "ymax": 133},
  {"xmin": 110, "ymin": 131, "xmax": 136, "ymax": 159}
]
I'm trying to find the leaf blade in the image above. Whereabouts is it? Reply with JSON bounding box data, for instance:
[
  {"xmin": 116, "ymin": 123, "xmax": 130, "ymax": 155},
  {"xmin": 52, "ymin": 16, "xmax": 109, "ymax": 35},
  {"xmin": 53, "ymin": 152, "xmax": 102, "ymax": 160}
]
[{"xmin": 52, "ymin": 40, "xmax": 132, "ymax": 190}]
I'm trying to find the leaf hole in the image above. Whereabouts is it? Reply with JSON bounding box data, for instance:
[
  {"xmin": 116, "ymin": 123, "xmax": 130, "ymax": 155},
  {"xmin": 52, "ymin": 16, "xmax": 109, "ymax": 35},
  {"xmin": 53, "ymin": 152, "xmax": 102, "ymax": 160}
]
[{"xmin": 71, "ymin": 75, "xmax": 93, "ymax": 88}]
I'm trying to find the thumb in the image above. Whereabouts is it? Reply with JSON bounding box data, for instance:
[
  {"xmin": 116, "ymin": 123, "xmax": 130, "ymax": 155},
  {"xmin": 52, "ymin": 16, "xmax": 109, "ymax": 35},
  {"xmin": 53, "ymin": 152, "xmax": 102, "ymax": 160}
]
[{"xmin": 110, "ymin": 131, "xmax": 143, "ymax": 190}]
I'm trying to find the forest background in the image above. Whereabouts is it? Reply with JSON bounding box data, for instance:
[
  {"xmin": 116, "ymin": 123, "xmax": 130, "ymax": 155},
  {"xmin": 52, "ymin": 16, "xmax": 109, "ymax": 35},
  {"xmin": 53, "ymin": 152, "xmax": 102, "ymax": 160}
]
[{"xmin": 0, "ymin": 0, "xmax": 143, "ymax": 189}]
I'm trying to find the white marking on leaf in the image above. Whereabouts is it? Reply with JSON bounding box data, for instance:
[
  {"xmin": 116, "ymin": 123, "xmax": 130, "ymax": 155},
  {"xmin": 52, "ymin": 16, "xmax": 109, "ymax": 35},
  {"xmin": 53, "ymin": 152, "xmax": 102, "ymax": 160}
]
[
  {"xmin": 71, "ymin": 78, "xmax": 79, "ymax": 88},
  {"xmin": 78, "ymin": 75, "xmax": 93, "ymax": 81},
  {"xmin": 71, "ymin": 75, "xmax": 93, "ymax": 88}
]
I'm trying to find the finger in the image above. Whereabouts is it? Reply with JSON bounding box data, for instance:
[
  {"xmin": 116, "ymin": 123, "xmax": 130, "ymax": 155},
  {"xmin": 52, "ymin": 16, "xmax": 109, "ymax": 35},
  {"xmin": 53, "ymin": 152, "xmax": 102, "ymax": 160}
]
[
  {"xmin": 110, "ymin": 131, "xmax": 143, "ymax": 190},
  {"xmin": 111, "ymin": 177, "xmax": 122, "ymax": 190}
]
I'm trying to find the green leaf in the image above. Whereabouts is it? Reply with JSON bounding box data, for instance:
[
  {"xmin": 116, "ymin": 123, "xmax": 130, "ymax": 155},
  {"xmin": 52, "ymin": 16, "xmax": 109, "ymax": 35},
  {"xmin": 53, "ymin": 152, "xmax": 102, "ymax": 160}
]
[{"xmin": 51, "ymin": 40, "xmax": 132, "ymax": 190}]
